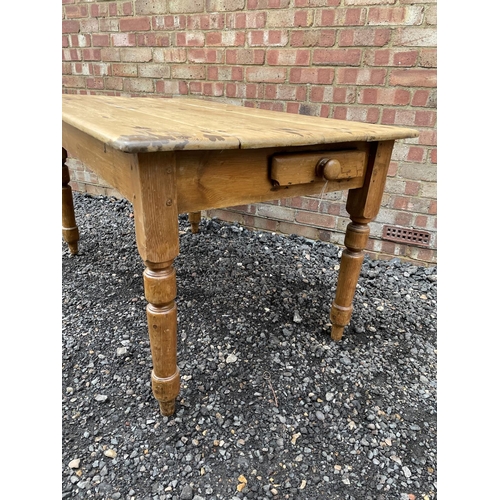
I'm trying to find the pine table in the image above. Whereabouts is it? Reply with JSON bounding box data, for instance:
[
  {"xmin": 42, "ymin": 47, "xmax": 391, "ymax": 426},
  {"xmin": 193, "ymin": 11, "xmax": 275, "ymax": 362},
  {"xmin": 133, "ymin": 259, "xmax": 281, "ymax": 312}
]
[{"xmin": 62, "ymin": 95, "xmax": 418, "ymax": 416}]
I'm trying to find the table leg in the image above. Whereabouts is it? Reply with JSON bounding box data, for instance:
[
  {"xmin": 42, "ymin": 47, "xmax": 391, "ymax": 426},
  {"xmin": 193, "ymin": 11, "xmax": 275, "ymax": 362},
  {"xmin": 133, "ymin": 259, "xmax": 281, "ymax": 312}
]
[
  {"xmin": 62, "ymin": 148, "xmax": 80, "ymax": 255},
  {"xmin": 144, "ymin": 262, "xmax": 180, "ymax": 416},
  {"xmin": 330, "ymin": 140, "xmax": 395, "ymax": 341},
  {"xmin": 132, "ymin": 152, "xmax": 181, "ymax": 416},
  {"xmin": 188, "ymin": 211, "xmax": 201, "ymax": 233}
]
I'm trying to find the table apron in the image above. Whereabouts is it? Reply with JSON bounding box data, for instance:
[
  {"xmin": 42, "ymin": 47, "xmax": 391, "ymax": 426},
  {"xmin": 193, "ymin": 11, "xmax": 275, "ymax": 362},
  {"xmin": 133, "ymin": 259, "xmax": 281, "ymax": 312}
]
[{"xmin": 175, "ymin": 146, "xmax": 367, "ymax": 213}]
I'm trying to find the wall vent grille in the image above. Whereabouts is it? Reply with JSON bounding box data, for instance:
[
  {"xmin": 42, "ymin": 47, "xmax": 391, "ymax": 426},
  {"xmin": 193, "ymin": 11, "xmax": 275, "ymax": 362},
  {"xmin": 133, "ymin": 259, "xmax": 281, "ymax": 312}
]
[{"xmin": 382, "ymin": 225, "xmax": 431, "ymax": 247}]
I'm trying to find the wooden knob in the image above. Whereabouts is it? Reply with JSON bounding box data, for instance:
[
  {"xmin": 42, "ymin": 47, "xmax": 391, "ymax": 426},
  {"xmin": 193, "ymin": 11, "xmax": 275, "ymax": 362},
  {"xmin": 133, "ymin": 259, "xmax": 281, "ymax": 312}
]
[{"xmin": 316, "ymin": 157, "xmax": 341, "ymax": 180}]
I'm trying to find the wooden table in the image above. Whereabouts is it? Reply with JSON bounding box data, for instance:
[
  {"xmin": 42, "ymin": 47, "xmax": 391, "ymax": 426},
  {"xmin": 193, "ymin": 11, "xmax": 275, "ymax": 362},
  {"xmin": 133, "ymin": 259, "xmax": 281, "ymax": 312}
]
[{"xmin": 62, "ymin": 95, "xmax": 418, "ymax": 416}]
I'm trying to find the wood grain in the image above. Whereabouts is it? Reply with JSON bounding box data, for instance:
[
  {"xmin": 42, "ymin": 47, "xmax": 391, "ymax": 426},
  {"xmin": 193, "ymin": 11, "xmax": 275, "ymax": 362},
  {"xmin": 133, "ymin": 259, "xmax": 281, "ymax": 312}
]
[{"xmin": 63, "ymin": 95, "xmax": 419, "ymax": 153}]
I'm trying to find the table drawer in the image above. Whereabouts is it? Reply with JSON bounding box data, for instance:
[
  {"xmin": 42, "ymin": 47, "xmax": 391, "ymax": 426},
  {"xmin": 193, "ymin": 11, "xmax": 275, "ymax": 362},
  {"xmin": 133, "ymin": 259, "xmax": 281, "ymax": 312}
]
[{"xmin": 270, "ymin": 149, "xmax": 368, "ymax": 187}]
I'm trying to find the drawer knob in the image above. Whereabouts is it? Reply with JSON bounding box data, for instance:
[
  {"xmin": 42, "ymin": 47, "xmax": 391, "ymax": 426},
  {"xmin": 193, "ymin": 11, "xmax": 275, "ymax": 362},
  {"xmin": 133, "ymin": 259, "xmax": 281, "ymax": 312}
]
[{"xmin": 316, "ymin": 157, "xmax": 342, "ymax": 181}]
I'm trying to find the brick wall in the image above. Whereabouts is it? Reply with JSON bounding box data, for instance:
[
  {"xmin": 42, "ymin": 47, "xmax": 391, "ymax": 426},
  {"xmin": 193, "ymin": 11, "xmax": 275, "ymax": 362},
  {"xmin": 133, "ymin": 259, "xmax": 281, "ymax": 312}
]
[{"xmin": 62, "ymin": 0, "xmax": 437, "ymax": 264}]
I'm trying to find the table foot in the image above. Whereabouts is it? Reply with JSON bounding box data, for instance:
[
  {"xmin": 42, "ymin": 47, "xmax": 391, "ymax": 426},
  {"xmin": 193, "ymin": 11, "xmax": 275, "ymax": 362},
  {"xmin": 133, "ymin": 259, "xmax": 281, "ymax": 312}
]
[
  {"xmin": 330, "ymin": 221, "xmax": 369, "ymax": 341},
  {"xmin": 152, "ymin": 369, "xmax": 180, "ymax": 416},
  {"xmin": 188, "ymin": 211, "xmax": 201, "ymax": 233},
  {"xmin": 62, "ymin": 148, "xmax": 80, "ymax": 255}
]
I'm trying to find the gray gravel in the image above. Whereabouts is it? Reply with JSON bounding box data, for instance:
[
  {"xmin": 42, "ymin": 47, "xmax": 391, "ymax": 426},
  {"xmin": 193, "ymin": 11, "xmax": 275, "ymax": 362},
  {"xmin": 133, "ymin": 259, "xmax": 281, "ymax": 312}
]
[{"xmin": 62, "ymin": 193, "xmax": 437, "ymax": 500}]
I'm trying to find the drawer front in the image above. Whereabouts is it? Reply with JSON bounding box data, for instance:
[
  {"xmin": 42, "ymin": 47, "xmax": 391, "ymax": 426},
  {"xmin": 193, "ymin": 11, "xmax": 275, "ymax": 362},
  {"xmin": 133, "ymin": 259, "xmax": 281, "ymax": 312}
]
[{"xmin": 270, "ymin": 149, "xmax": 368, "ymax": 187}]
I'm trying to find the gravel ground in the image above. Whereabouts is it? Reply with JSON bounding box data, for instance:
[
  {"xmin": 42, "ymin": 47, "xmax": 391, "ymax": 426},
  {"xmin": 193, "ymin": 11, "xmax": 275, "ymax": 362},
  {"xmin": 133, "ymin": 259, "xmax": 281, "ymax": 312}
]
[{"xmin": 62, "ymin": 192, "xmax": 437, "ymax": 500}]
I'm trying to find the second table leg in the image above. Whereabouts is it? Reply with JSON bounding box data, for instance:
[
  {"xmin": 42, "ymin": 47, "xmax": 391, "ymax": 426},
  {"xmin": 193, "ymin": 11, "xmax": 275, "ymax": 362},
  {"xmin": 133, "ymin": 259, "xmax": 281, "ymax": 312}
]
[{"xmin": 131, "ymin": 151, "xmax": 181, "ymax": 416}]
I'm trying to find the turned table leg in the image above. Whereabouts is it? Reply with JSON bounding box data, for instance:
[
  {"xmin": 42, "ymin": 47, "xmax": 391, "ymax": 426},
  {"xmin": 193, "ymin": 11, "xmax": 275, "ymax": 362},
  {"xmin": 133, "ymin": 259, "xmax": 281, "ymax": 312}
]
[
  {"xmin": 330, "ymin": 220, "xmax": 370, "ymax": 340},
  {"xmin": 330, "ymin": 140, "xmax": 395, "ymax": 341},
  {"xmin": 62, "ymin": 148, "xmax": 80, "ymax": 254},
  {"xmin": 144, "ymin": 262, "xmax": 180, "ymax": 416},
  {"xmin": 188, "ymin": 211, "xmax": 201, "ymax": 233},
  {"xmin": 132, "ymin": 152, "xmax": 181, "ymax": 415}
]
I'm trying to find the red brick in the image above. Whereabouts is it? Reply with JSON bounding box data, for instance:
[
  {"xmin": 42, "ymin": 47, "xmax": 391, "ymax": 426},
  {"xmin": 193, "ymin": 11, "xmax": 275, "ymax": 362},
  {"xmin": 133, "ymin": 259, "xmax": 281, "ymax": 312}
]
[
  {"xmin": 62, "ymin": 20, "xmax": 80, "ymax": 34},
  {"xmin": 394, "ymin": 211, "xmax": 413, "ymax": 226},
  {"xmin": 267, "ymin": 49, "xmax": 310, "ymax": 66},
  {"xmin": 92, "ymin": 34, "xmax": 109, "ymax": 47},
  {"xmin": 65, "ymin": 5, "xmax": 88, "ymax": 19},
  {"xmin": 428, "ymin": 200, "xmax": 437, "ymax": 215},
  {"xmin": 333, "ymin": 107, "xmax": 347, "ymax": 120},
  {"xmin": 407, "ymin": 147, "xmax": 425, "ymax": 162},
  {"xmin": 367, "ymin": 7, "xmax": 406, "ymax": 24},
  {"xmin": 258, "ymin": 101, "xmax": 285, "ymax": 112},
  {"xmin": 359, "ymin": 88, "xmax": 410, "ymax": 105},
  {"xmin": 153, "ymin": 15, "xmax": 187, "ymax": 30},
  {"xmin": 156, "ymin": 80, "xmax": 189, "ymax": 95},
  {"xmin": 390, "ymin": 69, "xmax": 437, "ymax": 87},
  {"xmin": 82, "ymin": 49, "xmax": 101, "ymax": 61},
  {"xmin": 337, "ymin": 68, "xmax": 386, "ymax": 85},
  {"xmin": 187, "ymin": 13, "xmax": 225, "ymax": 30},
  {"xmin": 339, "ymin": 28, "xmax": 391, "ymax": 47},
  {"xmin": 387, "ymin": 160, "xmax": 398, "ymax": 177},
  {"xmin": 153, "ymin": 48, "xmax": 187, "ymax": 63},
  {"xmin": 414, "ymin": 110, "xmax": 436, "ymax": 127},
  {"xmin": 90, "ymin": 3, "xmax": 108, "ymax": 17},
  {"xmin": 140, "ymin": 33, "xmax": 171, "ymax": 47},
  {"xmin": 187, "ymin": 48, "xmax": 224, "ymax": 64},
  {"xmin": 317, "ymin": 7, "xmax": 365, "ymax": 27},
  {"xmin": 119, "ymin": 17, "xmax": 151, "ymax": 32},
  {"xmin": 257, "ymin": 204, "xmax": 295, "ymax": 222},
  {"xmin": 202, "ymin": 82, "xmax": 225, "ymax": 96},
  {"xmin": 430, "ymin": 148, "xmax": 437, "ymax": 164},
  {"xmin": 206, "ymin": 31, "xmax": 245, "ymax": 46},
  {"xmin": 290, "ymin": 29, "xmax": 335, "ymax": 47},
  {"xmin": 284, "ymin": 196, "xmax": 319, "ymax": 211},
  {"xmin": 365, "ymin": 49, "xmax": 418, "ymax": 67},
  {"xmin": 72, "ymin": 62, "xmax": 92, "ymax": 75},
  {"xmin": 227, "ymin": 49, "xmax": 265, "ymax": 65},
  {"xmin": 383, "ymin": 109, "xmax": 433, "ymax": 127},
  {"xmin": 312, "ymin": 48, "xmax": 361, "ymax": 65},
  {"xmin": 229, "ymin": 12, "xmax": 267, "ymax": 29},
  {"xmin": 207, "ymin": 66, "xmax": 243, "ymax": 80},
  {"xmin": 101, "ymin": 48, "xmax": 121, "ymax": 62},
  {"xmin": 345, "ymin": 106, "xmax": 380, "ymax": 124},
  {"xmin": 189, "ymin": 81, "xmax": 203, "ymax": 94},
  {"xmin": 411, "ymin": 89, "xmax": 430, "ymax": 106},
  {"xmin": 404, "ymin": 181, "xmax": 420, "ymax": 195},
  {"xmin": 333, "ymin": 87, "xmax": 356, "ymax": 103},
  {"xmin": 99, "ymin": 19, "xmax": 119, "ymax": 32},
  {"xmin": 86, "ymin": 77, "xmax": 104, "ymax": 90},
  {"xmin": 290, "ymin": 67, "xmax": 334, "ymax": 84},
  {"xmin": 62, "ymin": 75, "xmax": 86, "ymax": 88},
  {"xmin": 295, "ymin": 211, "xmax": 336, "ymax": 228},
  {"xmin": 121, "ymin": 2, "xmax": 134, "ymax": 16},
  {"xmin": 266, "ymin": 9, "xmax": 313, "ymax": 28},
  {"xmin": 418, "ymin": 130, "xmax": 437, "ymax": 146},
  {"xmin": 176, "ymin": 32, "xmax": 205, "ymax": 46},
  {"xmin": 227, "ymin": 82, "xmax": 265, "ymax": 99},
  {"xmin": 295, "ymin": 0, "xmax": 340, "ymax": 6},
  {"xmin": 249, "ymin": 30, "xmax": 289, "ymax": 46},
  {"xmin": 70, "ymin": 34, "xmax": 91, "ymax": 48}
]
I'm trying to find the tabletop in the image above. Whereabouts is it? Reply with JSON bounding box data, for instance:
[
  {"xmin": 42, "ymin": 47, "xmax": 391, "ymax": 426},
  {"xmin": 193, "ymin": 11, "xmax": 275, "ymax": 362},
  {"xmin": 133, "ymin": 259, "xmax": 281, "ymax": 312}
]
[{"xmin": 62, "ymin": 94, "xmax": 419, "ymax": 153}]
